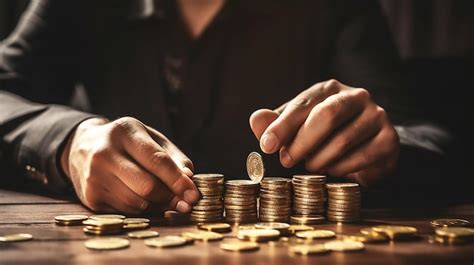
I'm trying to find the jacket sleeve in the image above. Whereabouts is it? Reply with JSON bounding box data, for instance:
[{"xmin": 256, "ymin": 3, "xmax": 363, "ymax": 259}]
[
  {"xmin": 0, "ymin": 0, "xmax": 97, "ymax": 193},
  {"xmin": 326, "ymin": 0, "xmax": 454, "ymax": 201}
]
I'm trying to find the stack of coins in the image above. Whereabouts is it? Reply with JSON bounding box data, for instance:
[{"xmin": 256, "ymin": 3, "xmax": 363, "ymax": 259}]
[
  {"xmin": 326, "ymin": 183, "xmax": 360, "ymax": 223},
  {"xmin": 82, "ymin": 218, "xmax": 124, "ymax": 235},
  {"xmin": 433, "ymin": 227, "xmax": 474, "ymax": 245},
  {"xmin": 54, "ymin": 215, "xmax": 89, "ymax": 226},
  {"xmin": 259, "ymin": 177, "xmax": 292, "ymax": 222},
  {"xmin": 224, "ymin": 180, "xmax": 259, "ymax": 223},
  {"xmin": 291, "ymin": 175, "xmax": 327, "ymax": 223},
  {"xmin": 190, "ymin": 174, "xmax": 225, "ymax": 223}
]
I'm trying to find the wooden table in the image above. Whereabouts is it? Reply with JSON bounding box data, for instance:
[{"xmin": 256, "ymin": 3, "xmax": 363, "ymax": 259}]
[{"xmin": 0, "ymin": 188, "xmax": 473, "ymax": 265}]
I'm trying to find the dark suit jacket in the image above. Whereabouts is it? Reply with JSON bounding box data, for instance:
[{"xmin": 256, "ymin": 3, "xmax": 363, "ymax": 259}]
[{"xmin": 0, "ymin": 0, "xmax": 462, "ymax": 204}]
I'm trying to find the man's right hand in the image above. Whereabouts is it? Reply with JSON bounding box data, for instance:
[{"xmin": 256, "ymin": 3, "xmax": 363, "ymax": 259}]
[{"xmin": 60, "ymin": 117, "xmax": 199, "ymax": 214}]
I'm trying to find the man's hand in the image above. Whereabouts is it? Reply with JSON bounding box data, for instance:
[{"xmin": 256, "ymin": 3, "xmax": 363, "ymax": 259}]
[
  {"xmin": 249, "ymin": 80, "xmax": 400, "ymax": 187},
  {"xmin": 61, "ymin": 117, "xmax": 199, "ymax": 214}
]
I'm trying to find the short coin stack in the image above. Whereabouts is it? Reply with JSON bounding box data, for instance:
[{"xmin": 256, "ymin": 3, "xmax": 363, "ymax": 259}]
[
  {"xmin": 259, "ymin": 177, "xmax": 292, "ymax": 222},
  {"xmin": 83, "ymin": 218, "xmax": 124, "ymax": 235},
  {"xmin": 326, "ymin": 183, "xmax": 360, "ymax": 223},
  {"xmin": 291, "ymin": 175, "xmax": 327, "ymax": 224},
  {"xmin": 191, "ymin": 174, "xmax": 225, "ymax": 223},
  {"xmin": 224, "ymin": 180, "xmax": 259, "ymax": 223}
]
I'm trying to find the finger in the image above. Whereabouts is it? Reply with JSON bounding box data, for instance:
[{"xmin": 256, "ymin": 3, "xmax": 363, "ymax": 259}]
[
  {"xmin": 325, "ymin": 125, "xmax": 399, "ymax": 176},
  {"xmin": 145, "ymin": 125, "xmax": 194, "ymax": 175},
  {"xmin": 249, "ymin": 109, "xmax": 279, "ymax": 140},
  {"xmin": 282, "ymin": 89, "xmax": 369, "ymax": 168},
  {"xmin": 304, "ymin": 103, "xmax": 382, "ymax": 171},
  {"xmin": 117, "ymin": 123, "xmax": 199, "ymax": 204},
  {"xmin": 108, "ymin": 153, "xmax": 174, "ymax": 203},
  {"xmin": 344, "ymin": 159, "xmax": 396, "ymax": 188},
  {"xmin": 259, "ymin": 80, "xmax": 341, "ymax": 154}
]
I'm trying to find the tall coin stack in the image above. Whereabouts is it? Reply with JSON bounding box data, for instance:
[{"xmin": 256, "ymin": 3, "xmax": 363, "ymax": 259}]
[
  {"xmin": 326, "ymin": 183, "xmax": 360, "ymax": 223},
  {"xmin": 259, "ymin": 177, "xmax": 292, "ymax": 222},
  {"xmin": 291, "ymin": 175, "xmax": 327, "ymax": 224},
  {"xmin": 190, "ymin": 174, "xmax": 225, "ymax": 223},
  {"xmin": 224, "ymin": 180, "xmax": 259, "ymax": 224}
]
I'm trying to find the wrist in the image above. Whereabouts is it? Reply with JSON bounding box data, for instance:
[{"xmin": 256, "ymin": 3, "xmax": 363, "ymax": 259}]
[{"xmin": 60, "ymin": 117, "xmax": 109, "ymax": 178}]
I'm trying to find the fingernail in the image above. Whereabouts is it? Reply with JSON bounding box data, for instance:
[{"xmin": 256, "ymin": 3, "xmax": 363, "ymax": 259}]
[
  {"xmin": 280, "ymin": 148, "xmax": 292, "ymax": 167},
  {"xmin": 183, "ymin": 189, "xmax": 200, "ymax": 203},
  {"xmin": 182, "ymin": 167, "xmax": 193, "ymax": 177},
  {"xmin": 176, "ymin": 200, "xmax": 191, "ymax": 213},
  {"xmin": 260, "ymin": 132, "xmax": 278, "ymax": 153}
]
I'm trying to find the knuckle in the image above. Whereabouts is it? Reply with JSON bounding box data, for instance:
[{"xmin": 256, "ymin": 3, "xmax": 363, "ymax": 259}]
[
  {"xmin": 110, "ymin": 117, "xmax": 141, "ymax": 136},
  {"xmin": 317, "ymin": 104, "xmax": 337, "ymax": 125},
  {"xmin": 150, "ymin": 151, "xmax": 172, "ymax": 170},
  {"xmin": 323, "ymin": 79, "xmax": 341, "ymax": 92},
  {"xmin": 90, "ymin": 146, "xmax": 109, "ymax": 165},
  {"xmin": 137, "ymin": 179, "xmax": 155, "ymax": 199},
  {"xmin": 352, "ymin": 88, "xmax": 371, "ymax": 101}
]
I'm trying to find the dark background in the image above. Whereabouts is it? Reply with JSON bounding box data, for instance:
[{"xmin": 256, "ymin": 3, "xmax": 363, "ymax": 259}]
[{"xmin": 1, "ymin": 0, "xmax": 472, "ymax": 201}]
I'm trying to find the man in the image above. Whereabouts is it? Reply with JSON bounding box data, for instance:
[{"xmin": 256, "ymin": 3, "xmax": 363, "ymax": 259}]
[{"xmin": 0, "ymin": 0, "xmax": 451, "ymax": 214}]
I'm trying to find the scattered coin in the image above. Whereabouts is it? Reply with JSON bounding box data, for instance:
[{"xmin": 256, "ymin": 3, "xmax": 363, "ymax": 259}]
[
  {"xmin": 181, "ymin": 230, "xmax": 224, "ymax": 241},
  {"xmin": 246, "ymin": 152, "xmax": 265, "ymax": 183},
  {"xmin": 341, "ymin": 233, "xmax": 389, "ymax": 243},
  {"xmin": 0, "ymin": 233, "xmax": 33, "ymax": 242},
  {"xmin": 289, "ymin": 244, "xmax": 330, "ymax": 255},
  {"xmin": 124, "ymin": 218, "xmax": 150, "ymax": 224},
  {"xmin": 324, "ymin": 240, "xmax": 365, "ymax": 251},
  {"xmin": 123, "ymin": 222, "xmax": 149, "ymax": 231},
  {"xmin": 237, "ymin": 229, "xmax": 280, "ymax": 242},
  {"xmin": 255, "ymin": 222, "xmax": 290, "ymax": 231},
  {"xmin": 127, "ymin": 230, "xmax": 159, "ymax": 239},
  {"xmin": 220, "ymin": 240, "xmax": 260, "ymax": 251},
  {"xmin": 145, "ymin": 236, "xmax": 187, "ymax": 248},
  {"xmin": 435, "ymin": 227, "xmax": 474, "ymax": 238},
  {"xmin": 288, "ymin": 225, "xmax": 315, "ymax": 234},
  {"xmin": 197, "ymin": 223, "xmax": 231, "ymax": 233},
  {"xmin": 89, "ymin": 214, "xmax": 126, "ymax": 220},
  {"xmin": 372, "ymin": 225, "xmax": 417, "ymax": 240},
  {"xmin": 84, "ymin": 237, "xmax": 130, "ymax": 250},
  {"xmin": 54, "ymin": 215, "xmax": 89, "ymax": 226},
  {"xmin": 431, "ymin": 219, "xmax": 471, "ymax": 228},
  {"xmin": 295, "ymin": 230, "xmax": 336, "ymax": 240}
]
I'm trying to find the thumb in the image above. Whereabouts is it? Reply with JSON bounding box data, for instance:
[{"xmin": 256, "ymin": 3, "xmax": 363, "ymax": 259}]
[{"xmin": 249, "ymin": 109, "xmax": 280, "ymax": 140}]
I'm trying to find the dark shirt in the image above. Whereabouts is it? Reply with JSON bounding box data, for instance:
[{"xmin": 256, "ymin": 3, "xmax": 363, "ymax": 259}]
[{"xmin": 0, "ymin": 0, "xmax": 465, "ymax": 204}]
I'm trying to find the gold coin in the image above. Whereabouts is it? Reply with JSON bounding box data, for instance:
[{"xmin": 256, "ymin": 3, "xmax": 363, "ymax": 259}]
[
  {"xmin": 289, "ymin": 244, "xmax": 330, "ymax": 255},
  {"xmin": 220, "ymin": 240, "xmax": 260, "ymax": 251},
  {"xmin": 128, "ymin": 230, "xmax": 159, "ymax": 239},
  {"xmin": 295, "ymin": 230, "xmax": 336, "ymax": 240},
  {"xmin": 324, "ymin": 240, "xmax": 365, "ymax": 251},
  {"xmin": 341, "ymin": 233, "xmax": 389, "ymax": 243},
  {"xmin": 54, "ymin": 215, "xmax": 89, "ymax": 225},
  {"xmin": 372, "ymin": 225, "xmax": 417, "ymax": 238},
  {"xmin": 246, "ymin": 152, "xmax": 265, "ymax": 183},
  {"xmin": 83, "ymin": 218, "xmax": 124, "ymax": 226},
  {"xmin": 123, "ymin": 222, "xmax": 149, "ymax": 230},
  {"xmin": 431, "ymin": 219, "xmax": 471, "ymax": 228},
  {"xmin": 145, "ymin": 236, "xmax": 187, "ymax": 248},
  {"xmin": 0, "ymin": 233, "xmax": 33, "ymax": 242},
  {"xmin": 360, "ymin": 227, "xmax": 384, "ymax": 236},
  {"xmin": 325, "ymin": 183, "xmax": 359, "ymax": 189},
  {"xmin": 123, "ymin": 218, "xmax": 150, "ymax": 224},
  {"xmin": 89, "ymin": 214, "xmax": 126, "ymax": 220},
  {"xmin": 435, "ymin": 227, "xmax": 474, "ymax": 238},
  {"xmin": 84, "ymin": 237, "xmax": 130, "ymax": 250},
  {"xmin": 288, "ymin": 225, "xmax": 314, "ymax": 234},
  {"xmin": 197, "ymin": 223, "xmax": 231, "ymax": 233},
  {"xmin": 255, "ymin": 222, "xmax": 290, "ymax": 230},
  {"xmin": 237, "ymin": 229, "xmax": 280, "ymax": 242},
  {"xmin": 181, "ymin": 230, "xmax": 224, "ymax": 241},
  {"xmin": 290, "ymin": 215, "xmax": 325, "ymax": 225}
]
